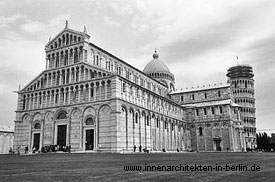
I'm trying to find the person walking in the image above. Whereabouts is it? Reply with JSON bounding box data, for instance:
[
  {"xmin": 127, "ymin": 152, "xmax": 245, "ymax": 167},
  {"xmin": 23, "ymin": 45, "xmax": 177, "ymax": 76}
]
[{"xmin": 25, "ymin": 146, "xmax": 29, "ymax": 154}]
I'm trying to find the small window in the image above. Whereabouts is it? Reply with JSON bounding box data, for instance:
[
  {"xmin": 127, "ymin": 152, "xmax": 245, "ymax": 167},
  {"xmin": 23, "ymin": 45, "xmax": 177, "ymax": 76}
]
[
  {"xmin": 192, "ymin": 94, "xmax": 195, "ymax": 100},
  {"xmin": 204, "ymin": 108, "xmax": 207, "ymax": 115},
  {"xmin": 135, "ymin": 113, "xmax": 138, "ymax": 124},
  {"xmin": 57, "ymin": 112, "xmax": 67, "ymax": 119},
  {"xmin": 181, "ymin": 96, "xmax": 184, "ymax": 101},
  {"xmin": 196, "ymin": 109, "xmax": 199, "ymax": 116},
  {"xmin": 218, "ymin": 91, "xmax": 221, "ymax": 97},
  {"xmin": 34, "ymin": 123, "xmax": 41, "ymax": 129},
  {"xmin": 204, "ymin": 93, "xmax": 207, "ymax": 99},
  {"xmin": 211, "ymin": 107, "xmax": 215, "ymax": 115},
  {"xmin": 86, "ymin": 117, "xmax": 94, "ymax": 125},
  {"xmin": 199, "ymin": 127, "xmax": 203, "ymax": 136},
  {"xmin": 219, "ymin": 106, "xmax": 223, "ymax": 114},
  {"xmin": 122, "ymin": 83, "xmax": 126, "ymax": 92},
  {"xmin": 157, "ymin": 120, "xmax": 159, "ymax": 128}
]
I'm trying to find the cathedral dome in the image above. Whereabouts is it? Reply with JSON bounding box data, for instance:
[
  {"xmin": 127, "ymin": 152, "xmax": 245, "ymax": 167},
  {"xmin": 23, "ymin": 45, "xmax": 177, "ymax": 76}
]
[
  {"xmin": 143, "ymin": 51, "xmax": 172, "ymax": 74},
  {"xmin": 143, "ymin": 51, "xmax": 175, "ymax": 92}
]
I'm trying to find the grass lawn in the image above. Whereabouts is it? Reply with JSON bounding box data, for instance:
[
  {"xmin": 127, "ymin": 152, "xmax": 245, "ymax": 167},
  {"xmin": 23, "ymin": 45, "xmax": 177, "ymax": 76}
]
[{"xmin": 0, "ymin": 152, "xmax": 274, "ymax": 182}]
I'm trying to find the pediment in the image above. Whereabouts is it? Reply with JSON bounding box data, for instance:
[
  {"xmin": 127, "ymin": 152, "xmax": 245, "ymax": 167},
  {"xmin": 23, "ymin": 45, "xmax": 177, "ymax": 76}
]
[
  {"xmin": 20, "ymin": 71, "xmax": 45, "ymax": 92},
  {"xmin": 45, "ymin": 28, "xmax": 90, "ymax": 50}
]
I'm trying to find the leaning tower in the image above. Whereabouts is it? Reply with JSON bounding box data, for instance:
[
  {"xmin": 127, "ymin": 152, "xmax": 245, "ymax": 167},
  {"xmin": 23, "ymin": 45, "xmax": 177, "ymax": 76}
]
[{"xmin": 226, "ymin": 65, "xmax": 256, "ymax": 149}]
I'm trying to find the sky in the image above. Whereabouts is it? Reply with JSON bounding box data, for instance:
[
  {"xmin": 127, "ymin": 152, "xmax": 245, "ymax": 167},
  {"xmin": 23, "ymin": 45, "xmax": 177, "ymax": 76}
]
[{"xmin": 0, "ymin": 0, "xmax": 274, "ymax": 134}]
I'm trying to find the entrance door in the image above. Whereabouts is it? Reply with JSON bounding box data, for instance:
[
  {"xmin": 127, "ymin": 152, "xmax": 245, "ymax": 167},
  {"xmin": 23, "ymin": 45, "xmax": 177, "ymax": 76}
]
[
  {"xmin": 33, "ymin": 133, "xmax": 40, "ymax": 151},
  {"xmin": 85, "ymin": 129, "xmax": 94, "ymax": 150},
  {"xmin": 57, "ymin": 125, "xmax": 67, "ymax": 147},
  {"xmin": 215, "ymin": 140, "xmax": 221, "ymax": 151}
]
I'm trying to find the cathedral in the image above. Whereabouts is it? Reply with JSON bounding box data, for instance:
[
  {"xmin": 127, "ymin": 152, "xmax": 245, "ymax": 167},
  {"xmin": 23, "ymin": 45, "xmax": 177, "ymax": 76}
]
[{"xmin": 13, "ymin": 22, "xmax": 256, "ymax": 153}]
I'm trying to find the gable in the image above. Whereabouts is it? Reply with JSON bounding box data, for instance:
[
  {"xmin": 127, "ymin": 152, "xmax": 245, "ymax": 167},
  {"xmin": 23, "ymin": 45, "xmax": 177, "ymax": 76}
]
[
  {"xmin": 20, "ymin": 71, "xmax": 45, "ymax": 92},
  {"xmin": 45, "ymin": 28, "xmax": 90, "ymax": 51}
]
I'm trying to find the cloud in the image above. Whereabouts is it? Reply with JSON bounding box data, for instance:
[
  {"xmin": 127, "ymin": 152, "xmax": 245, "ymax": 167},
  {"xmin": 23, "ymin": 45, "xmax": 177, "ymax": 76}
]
[
  {"xmin": 103, "ymin": 16, "xmax": 120, "ymax": 27},
  {"xmin": 0, "ymin": 0, "xmax": 274, "ymax": 132},
  {"xmin": 0, "ymin": 66, "xmax": 32, "ymax": 126},
  {"xmin": 0, "ymin": 14, "xmax": 25, "ymax": 28},
  {"xmin": 21, "ymin": 14, "xmax": 71, "ymax": 35},
  {"xmin": 21, "ymin": 20, "xmax": 45, "ymax": 34}
]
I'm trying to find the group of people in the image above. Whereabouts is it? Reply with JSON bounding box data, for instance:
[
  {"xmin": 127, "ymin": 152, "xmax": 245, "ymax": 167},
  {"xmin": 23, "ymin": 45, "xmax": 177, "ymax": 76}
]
[
  {"xmin": 9, "ymin": 145, "xmax": 72, "ymax": 155},
  {"xmin": 133, "ymin": 145, "xmax": 149, "ymax": 153},
  {"xmin": 33, "ymin": 145, "xmax": 71, "ymax": 153},
  {"xmin": 133, "ymin": 145, "xmax": 181, "ymax": 153}
]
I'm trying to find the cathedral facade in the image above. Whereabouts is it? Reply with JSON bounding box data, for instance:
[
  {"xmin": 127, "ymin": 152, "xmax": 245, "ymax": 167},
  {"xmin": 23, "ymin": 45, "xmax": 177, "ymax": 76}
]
[{"xmin": 13, "ymin": 22, "xmax": 256, "ymax": 153}]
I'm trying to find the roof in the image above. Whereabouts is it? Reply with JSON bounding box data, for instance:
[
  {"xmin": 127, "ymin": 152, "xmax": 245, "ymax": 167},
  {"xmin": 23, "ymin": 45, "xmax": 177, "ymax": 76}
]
[
  {"xmin": 181, "ymin": 99, "xmax": 240, "ymax": 108},
  {"xmin": 88, "ymin": 43, "xmax": 168, "ymax": 89},
  {"xmin": 171, "ymin": 84, "xmax": 230, "ymax": 94},
  {"xmin": 143, "ymin": 51, "xmax": 172, "ymax": 75},
  {"xmin": 143, "ymin": 59, "xmax": 171, "ymax": 74},
  {"xmin": 0, "ymin": 126, "xmax": 14, "ymax": 133}
]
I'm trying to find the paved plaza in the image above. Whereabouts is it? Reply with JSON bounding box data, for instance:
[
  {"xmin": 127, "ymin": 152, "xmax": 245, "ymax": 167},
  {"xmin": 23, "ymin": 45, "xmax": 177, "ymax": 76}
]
[{"xmin": 0, "ymin": 152, "xmax": 274, "ymax": 181}]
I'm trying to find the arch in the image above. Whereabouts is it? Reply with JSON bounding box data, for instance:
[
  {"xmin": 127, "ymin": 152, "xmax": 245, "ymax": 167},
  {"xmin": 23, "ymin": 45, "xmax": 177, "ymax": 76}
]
[
  {"xmin": 57, "ymin": 112, "xmax": 67, "ymax": 120},
  {"xmin": 44, "ymin": 110, "xmax": 53, "ymax": 121},
  {"xmin": 141, "ymin": 110, "xmax": 146, "ymax": 117},
  {"xmin": 83, "ymin": 106, "xmax": 96, "ymax": 116},
  {"xmin": 70, "ymin": 107, "xmax": 81, "ymax": 119},
  {"xmin": 98, "ymin": 104, "xmax": 112, "ymax": 150},
  {"xmin": 21, "ymin": 113, "xmax": 30, "ymax": 122},
  {"xmin": 55, "ymin": 109, "xmax": 68, "ymax": 120},
  {"xmin": 33, "ymin": 112, "xmax": 42, "ymax": 121},
  {"xmin": 121, "ymin": 104, "xmax": 128, "ymax": 113},
  {"xmin": 85, "ymin": 116, "xmax": 95, "ymax": 125}
]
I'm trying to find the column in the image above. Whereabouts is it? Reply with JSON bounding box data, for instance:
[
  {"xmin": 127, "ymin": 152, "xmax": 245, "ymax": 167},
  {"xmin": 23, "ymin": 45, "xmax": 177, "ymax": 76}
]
[
  {"xmin": 45, "ymin": 93, "xmax": 48, "ymax": 108},
  {"xmin": 74, "ymin": 70, "xmax": 77, "ymax": 83},
  {"xmin": 83, "ymin": 68, "xmax": 86, "ymax": 81},
  {"xmin": 59, "ymin": 53, "xmax": 62, "ymax": 67},
  {"xmin": 79, "ymin": 115, "xmax": 83, "ymax": 150},
  {"xmin": 88, "ymin": 85, "xmax": 91, "ymax": 101},
  {"xmin": 49, "ymin": 93, "xmax": 52, "ymax": 107},
  {"xmin": 59, "ymin": 73, "xmax": 62, "ymax": 86},
  {"xmin": 58, "ymin": 91, "xmax": 61, "ymax": 106},
  {"xmin": 73, "ymin": 49, "xmax": 75, "ymax": 64},
  {"xmin": 105, "ymin": 83, "xmax": 108, "ymax": 99},
  {"xmin": 68, "ymin": 90, "xmax": 71, "ymax": 104},
  {"xmin": 78, "ymin": 89, "xmax": 81, "ymax": 102},
  {"xmin": 31, "ymin": 95, "xmax": 34, "ymax": 109},
  {"xmin": 93, "ymin": 86, "xmax": 96, "ymax": 101},
  {"xmin": 78, "ymin": 69, "xmax": 81, "ymax": 82},
  {"xmin": 68, "ymin": 70, "xmax": 70, "ymax": 84},
  {"xmin": 64, "ymin": 71, "xmax": 67, "ymax": 84},
  {"xmin": 144, "ymin": 115, "xmax": 147, "ymax": 147},
  {"xmin": 64, "ymin": 90, "xmax": 66, "ymax": 105}
]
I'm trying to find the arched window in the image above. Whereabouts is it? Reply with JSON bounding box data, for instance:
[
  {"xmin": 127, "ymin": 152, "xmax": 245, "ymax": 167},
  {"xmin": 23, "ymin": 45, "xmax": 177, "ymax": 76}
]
[
  {"xmin": 34, "ymin": 123, "xmax": 41, "ymax": 129},
  {"xmin": 86, "ymin": 117, "xmax": 94, "ymax": 125},
  {"xmin": 156, "ymin": 119, "xmax": 159, "ymax": 128},
  {"xmin": 199, "ymin": 127, "xmax": 203, "ymax": 136},
  {"xmin": 135, "ymin": 113, "xmax": 138, "ymax": 124},
  {"xmin": 57, "ymin": 112, "xmax": 67, "ymax": 119}
]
